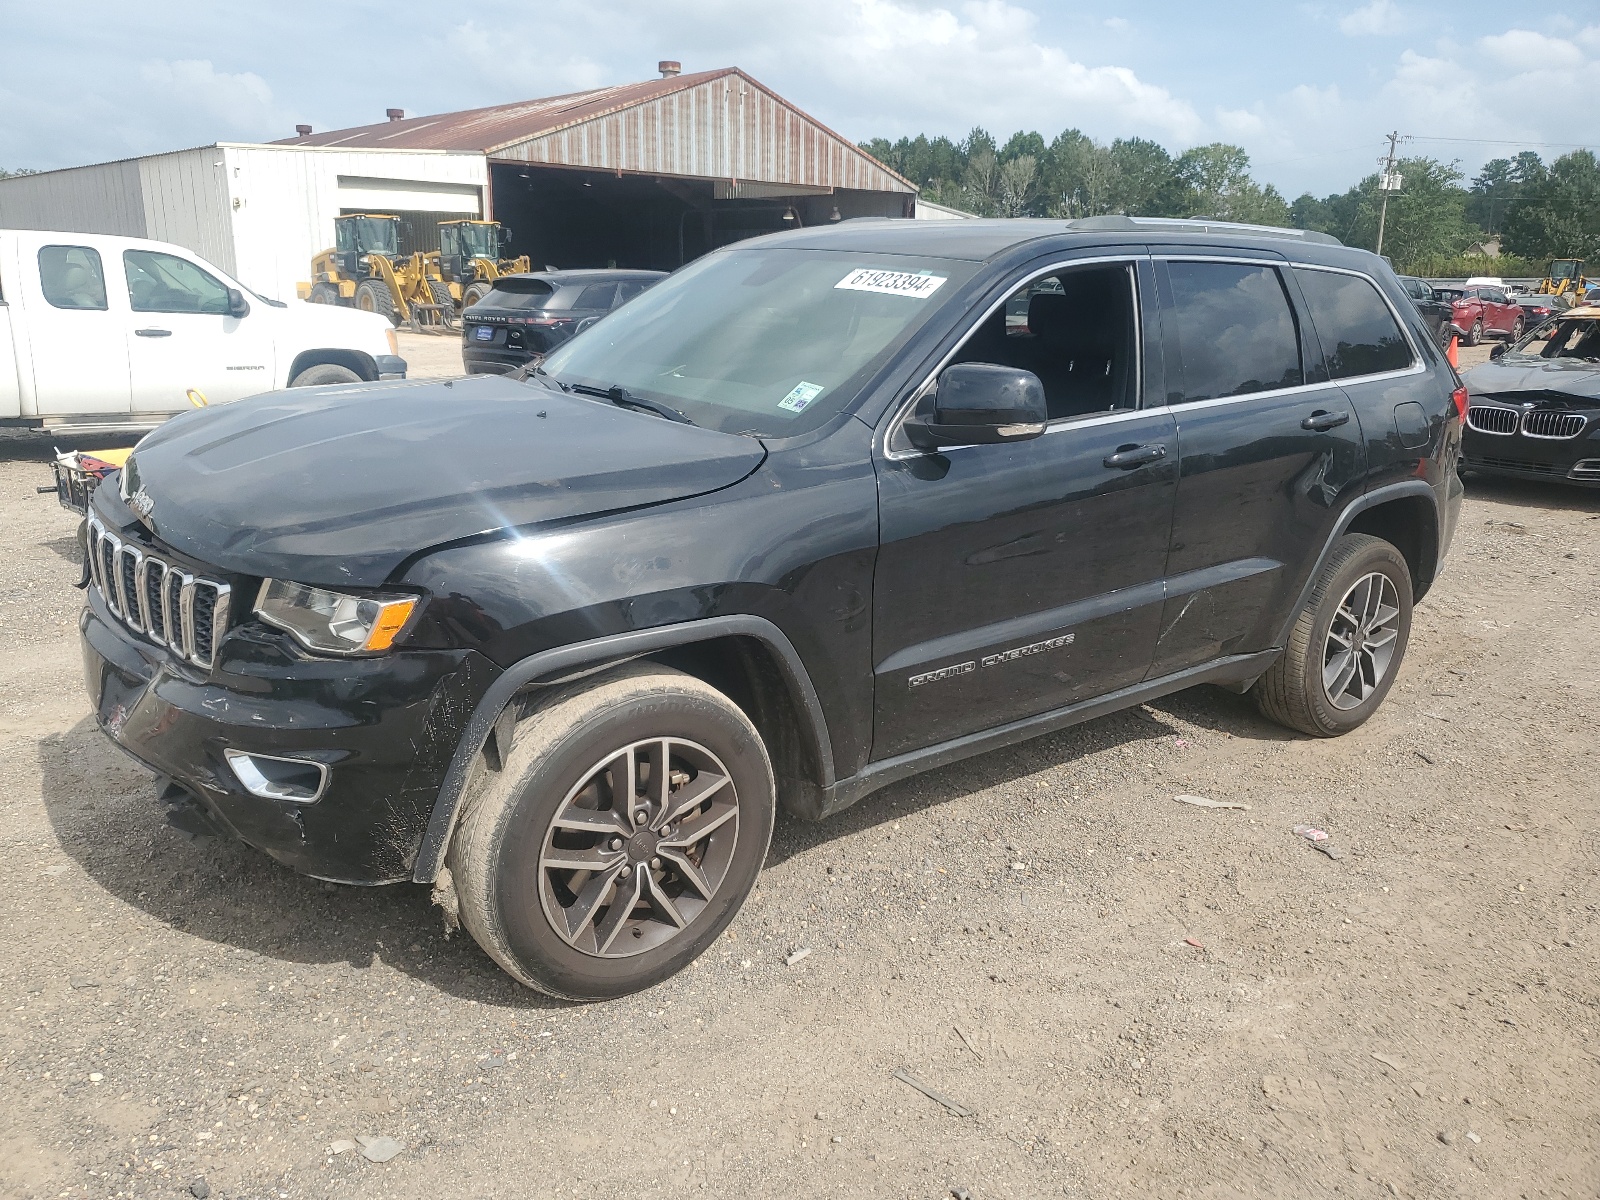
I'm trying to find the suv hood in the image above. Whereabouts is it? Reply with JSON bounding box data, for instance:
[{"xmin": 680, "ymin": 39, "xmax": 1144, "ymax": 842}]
[
  {"xmin": 1466, "ymin": 358, "xmax": 1600, "ymax": 401},
  {"xmin": 118, "ymin": 374, "xmax": 766, "ymax": 585}
]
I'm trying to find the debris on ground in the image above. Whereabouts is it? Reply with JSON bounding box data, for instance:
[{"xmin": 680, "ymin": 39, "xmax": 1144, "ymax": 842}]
[
  {"xmin": 1438, "ymin": 1130, "xmax": 1456, "ymax": 1145},
  {"xmin": 953, "ymin": 1025, "xmax": 984, "ymax": 1060},
  {"xmin": 893, "ymin": 1068, "xmax": 974, "ymax": 1117},
  {"xmin": 784, "ymin": 947, "xmax": 812, "ymax": 966},
  {"xmin": 1415, "ymin": 750, "xmax": 1435, "ymax": 765},
  {"xmin": 356, "ymin": 1134, "xmax": 405, "ymax": 1163},
  {"xmin": 1292, "ymin": 824, "xmax": 1347, "ymax": 859},
  {"xmin": 952, "ymin": 1188, "xmax": 973, "ymax": 1200},
  {"xmin": 328, "ymin": 1139, "xmax": 357, "ymax": 1155},
  {"xmin": 1175, "ymin": 794, "xmax": 1250, "ymax": 810},
  {"xmin": 1184, "ymin": 936, "xmax": 1204, "ymax": 949},
  {"xmin": 1371, "ymin": 1051, "xmax": 1404, "ymax": 1072},
  {"xmin": 188, "ymin": 1182, "xmax": 210, "ymax": 1200}
]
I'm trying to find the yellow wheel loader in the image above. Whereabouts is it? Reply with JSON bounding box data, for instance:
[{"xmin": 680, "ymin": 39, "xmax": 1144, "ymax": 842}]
[
  {"xmin": 436, "ymin": 220, "xmax": 532, "ymax": 310},
  {"xmin": 296, "ymin": 214, "xmax": 454, "ymax": 330},
  {"xmin": 1535, "ymin": 259, "xmax": 1587, "ymax": 300}
]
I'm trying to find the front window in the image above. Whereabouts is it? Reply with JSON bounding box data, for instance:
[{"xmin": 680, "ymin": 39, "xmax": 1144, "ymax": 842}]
[
  {"xmin": 538, "ymin": 248, "xmax": 979, "ymax": 436},
  {"xmin": 1549, "ymin": 260, "xmax": 1581, "ymax": 282},
  {"xmin": 1505, "ymin": 317, "xmax": 1600, "ymax": 362},
  {"xmin": 336, "ymin": 216, "xmax": 398, "ymax": 257},
  {"xmin": 123, "ymin": 249, "xmax": 231, "ymax": 315}
]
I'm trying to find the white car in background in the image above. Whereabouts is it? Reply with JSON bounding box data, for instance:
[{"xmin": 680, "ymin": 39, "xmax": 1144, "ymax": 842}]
[{"xmin": 0, "ymin": 229, "xmax": 405, "ymax": 434}]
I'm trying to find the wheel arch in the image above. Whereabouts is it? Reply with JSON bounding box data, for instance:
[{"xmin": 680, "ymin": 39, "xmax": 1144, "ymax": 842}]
[
  {"xmin": 411, "ymin": 616, "xmax": 834, "ymax": 884},
  {"xmin": 1274, "ymin": 480, "xmax": 1439, "ymax": 649},
  {"xmin": 287, "ymin": 348, "xmax": 379, "ymax": 385}
]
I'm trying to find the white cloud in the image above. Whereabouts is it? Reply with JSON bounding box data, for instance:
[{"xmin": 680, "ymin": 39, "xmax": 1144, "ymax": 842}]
[
  {"xmin": 1338, "ymin": 0, "xmax": 1405, "ymax": 37},
  {"xmin": 1103, "ymin": 16, "xmax": 1129, "ymax": 32},
  {"xmin": 1479, "ymin": 29, "xmax": 1585, "ymax": 72}
]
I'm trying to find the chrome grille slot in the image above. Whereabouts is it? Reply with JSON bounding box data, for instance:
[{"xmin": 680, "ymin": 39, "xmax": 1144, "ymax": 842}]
[
  {"xmin": 1521, "ymin": 410, "xmax": 1586, "ymax": 439},
  {"xmin": 1573, "ymin": 459, "xmax": 1600, "ymax": 478},
  {"xmin": 1466, "ymin": 405, "xmax": 1518, "ymax": 435},
  {"xmin": 85, "ymin": 516, "xmax": 232, "ymax": 669}
]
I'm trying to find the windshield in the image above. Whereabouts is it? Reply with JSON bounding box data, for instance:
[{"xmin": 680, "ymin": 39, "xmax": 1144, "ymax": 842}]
[
  {"xmin": 337, "ymin": 216, "xmax": 398, "ymax": 257},
  {"xmin": 1550, "ymin": 260, "xmax": 1582, "ymax": 282},
  {"xmin": 444, "ymin": 222, "xmax": 498, "ymax": 259},
  {"xmin": 538, "ymin": 247, "xmax": 978, "ymax": 436},
  {"xmin": 1505, "ymin": 317, "xmax": 1600, "ymax": 362}
]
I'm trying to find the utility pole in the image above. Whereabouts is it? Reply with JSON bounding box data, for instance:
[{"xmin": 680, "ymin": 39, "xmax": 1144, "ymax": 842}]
[{"xmin": 1375, "ymin": 131, "xmax": 1403, "ymax": 256}]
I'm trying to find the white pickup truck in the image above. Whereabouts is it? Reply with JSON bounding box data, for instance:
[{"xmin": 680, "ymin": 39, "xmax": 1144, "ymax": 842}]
[{"xmin": 0, "ymin": 229, "xmax": 405, "ymax": 434}]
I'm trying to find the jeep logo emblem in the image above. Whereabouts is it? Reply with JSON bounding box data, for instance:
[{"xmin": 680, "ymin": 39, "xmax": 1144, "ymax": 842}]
[{"xmin": 128, "ymin": 489, "xmax": 155, "ymax": 520}]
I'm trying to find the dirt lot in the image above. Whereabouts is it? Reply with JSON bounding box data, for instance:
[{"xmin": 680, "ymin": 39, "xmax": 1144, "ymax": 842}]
[{"xmin": 2, "ymin": 344, "xmax": 1597, "ymax": 1199}]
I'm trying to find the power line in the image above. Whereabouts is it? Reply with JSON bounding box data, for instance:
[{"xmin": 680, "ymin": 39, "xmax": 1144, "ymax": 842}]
[{"xmin": 1410, "ymin": 135, "xmax": 1600, "ymax": 152}]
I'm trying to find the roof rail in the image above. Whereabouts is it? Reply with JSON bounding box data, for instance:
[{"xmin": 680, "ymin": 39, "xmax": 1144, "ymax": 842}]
[{"xmin": 1064, "ymin": 215, "xmax": 1343, "ymax": 246}]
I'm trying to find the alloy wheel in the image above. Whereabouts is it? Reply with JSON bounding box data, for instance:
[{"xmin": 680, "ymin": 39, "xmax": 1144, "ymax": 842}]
[
  {"xmin": 538, "ymin": 737, "xmax": 739, "ymax": 958},
  {"xmin": 1322, "ymin": 571, "xmax": 1401, "ymax": 710}
]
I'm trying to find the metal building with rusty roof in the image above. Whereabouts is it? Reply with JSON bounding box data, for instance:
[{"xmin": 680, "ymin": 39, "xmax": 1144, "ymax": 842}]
[{"xmin": 0, "ymin": 63, "xmax": 916, "ymax": 303}]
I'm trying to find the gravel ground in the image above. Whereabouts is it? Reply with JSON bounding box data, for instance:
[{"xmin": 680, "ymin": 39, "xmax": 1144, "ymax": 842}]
[
  {"xmin": 2, "ymin": 343, "xmax": 1597, "ymax": 1199},
  {"xmin": 394, "ymin": 330, "xmax": 466, "ymax": 381}
]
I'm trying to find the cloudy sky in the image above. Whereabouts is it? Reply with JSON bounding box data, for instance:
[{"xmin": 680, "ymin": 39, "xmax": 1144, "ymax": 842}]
[{"xmin": 4, "ymin": 1, "xmax": 1597, "ymax": 196}]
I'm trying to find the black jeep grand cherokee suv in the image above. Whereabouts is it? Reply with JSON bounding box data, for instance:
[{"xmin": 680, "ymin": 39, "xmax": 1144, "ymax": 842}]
[{"xmin": 80, "ymin": 217, "xmax": 1464, "ymax": 1000}]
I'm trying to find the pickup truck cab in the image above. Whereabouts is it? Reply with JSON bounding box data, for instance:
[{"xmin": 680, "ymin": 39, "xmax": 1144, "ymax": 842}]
[
  {"xmin": 1, "ymin": 229, "xmax": 405, "ymax": 434},
  {"xmin": 80, "ymin": 216, "xmax": 1463, "ymax": 1001}
]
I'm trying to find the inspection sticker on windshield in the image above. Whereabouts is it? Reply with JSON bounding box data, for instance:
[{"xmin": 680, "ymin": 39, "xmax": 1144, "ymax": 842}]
[
  {"xmin": 835, "ymin": 268, "xmax": 947, "ymax": 299},
  {"xmin": 778, "ymin": 381, "xmax": 826, "ymax": 413}
]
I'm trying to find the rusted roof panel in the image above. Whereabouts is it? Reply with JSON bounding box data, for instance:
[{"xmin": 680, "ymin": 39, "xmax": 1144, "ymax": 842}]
[{"xmin": 276, "ymin": 68, "xmax": 913, "ymax": 194}]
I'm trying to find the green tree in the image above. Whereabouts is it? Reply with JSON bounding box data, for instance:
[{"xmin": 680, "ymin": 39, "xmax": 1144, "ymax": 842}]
[
  {"xmin": 1501, "ymin": 150, "xmax": 1600, "ymax": 261},
  {"xmin": 1341, "ymin": 157, "xmax": 1475, "ymax": 263},
  {"xmin": 1041, "ymin": 129, "xmax": 1120, "ymax": 218},
  {"xmin": 1467, "ymin": 151, "xmax": 1545, "ymax": 236},
  {"xmin": 1107, "ymin": 138, "xmax": 1183, "ymax": 215},
  {"xmin": 0, "ymin": 167, "xmax": 38, "ymax": 178},
  {"xmin": 1173, "ymin": 143, "xmax": 1289, "ymax": 224}
]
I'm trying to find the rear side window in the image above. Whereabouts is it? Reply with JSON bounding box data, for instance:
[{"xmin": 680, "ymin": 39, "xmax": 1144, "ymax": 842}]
[
  {"xmin": 616, "ymin": 280, "xmax": 651, "ymax": 303},
  {"xmin": 39, "ymin": 246, "xmax": 108, "ymax": 310},
  {"xmin": 480, "ymin": 278, "xmax": 554, "ymax": 311},
  {"xmin": 123, "ymin": 249, "xmax": 231, "ymax": 315},
  {"xmin": 1295, "ymin": 269, "xmax": 1414, "ymax": 379},
  {"xmin": 576, "ymin": 283, "xmax": 618, "ymax": 309},
  {"xmin": 1164, "ymin": 262, "xmax": 1302, "ymax": 402}
]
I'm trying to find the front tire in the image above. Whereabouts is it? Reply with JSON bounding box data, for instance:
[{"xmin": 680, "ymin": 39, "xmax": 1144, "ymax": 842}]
[
  {"xmin": 448, "ymin": 665, "xmax": 775, "ymax": 1001},
  {"xmin": 1467, "ymin": 319, "xmax": 1483, "ymax": 346},
  {"xmin": 289, "ymin": 363, "xmax": 363, "ymax": 387},
  {"xmin": 309, "ymin": 282, "xmax": 341, "ymax": 305},
  {"xmin": 1251, "ymin": 534, "xmax": 1413, "ymax": 737},
  {"xmin": 354, "ymin": 278, "xmax": 398, "ymax": 325},
  {"xmin": 462, "ymin": 281, "xmax": 493, "ymax": 308}
]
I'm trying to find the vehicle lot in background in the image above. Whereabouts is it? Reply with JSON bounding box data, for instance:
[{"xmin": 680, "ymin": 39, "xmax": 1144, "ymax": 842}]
[
  {"xmin": 2, "ymin": 354, "xmax": 1596, "ymax": 1193},
  {"xmin": 1435, "ymin": 284, "xmax": 1523, "ymax": 345},
  {"xmin": 1399, "ymin": 275, "xmax": 1454, "ymax": 348},
  {"xmin": 460, "ymin": 269, "xmax": 665, "ymax": 374}
]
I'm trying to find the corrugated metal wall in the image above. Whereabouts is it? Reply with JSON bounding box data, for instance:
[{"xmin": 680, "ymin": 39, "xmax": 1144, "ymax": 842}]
[
  {"xmin": 495, "ymin": 75, "xmax": 913, "ymax": 194},
  {"xmin": 0, "ymin": 158, "xmax": 149, "ymax": 236},
  {"xmin": 138, "ymin": 149, "xmax": 234, "ymax": 273}
]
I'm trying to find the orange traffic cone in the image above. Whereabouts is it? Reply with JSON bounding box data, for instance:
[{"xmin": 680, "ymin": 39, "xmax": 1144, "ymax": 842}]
[{"xmin": 1447, "ymin": 334, "xmax": 1459, "ymax": 369}]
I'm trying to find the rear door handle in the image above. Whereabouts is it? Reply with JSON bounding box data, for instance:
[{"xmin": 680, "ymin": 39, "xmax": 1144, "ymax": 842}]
[
  {"xmin": 1301, "ymin": 410, "xmax": 1350, "ymax": 431},
  {"xmin": 134, "ymin": 328, "xmax": 172, "ymax": 338},
  {"xmin": 1103, "ymin": 443, "xmax": 1168, "ymax": 469}
]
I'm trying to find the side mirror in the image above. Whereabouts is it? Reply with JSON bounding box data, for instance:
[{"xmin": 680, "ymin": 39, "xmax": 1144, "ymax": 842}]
[
  {"xmin": 226, "ymin": 288, "xmax": 250, "ymax": 319},
  {"xmin": 1490, "ymin": 343, "xmax": 1507, "ymax": 359},
  {"xmin": 903, "ymin": 362, "xmax": 1047, "ymax": 451},
  {"xmin": 500, "ymin": 227, "xmax": 513, "ymax": 245}
]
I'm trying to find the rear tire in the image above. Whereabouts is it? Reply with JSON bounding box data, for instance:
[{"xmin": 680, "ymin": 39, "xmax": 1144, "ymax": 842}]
[
  {"xmin": 355, "ymin": 278, "xmax": 397, "ymax": 325},
  {"xmin": 289, "ymin": 363, "xmax": 363, "ymax": 387},
  {"xmin": 1251, "ymin": 534, "xmax": 1413, "ymax": 737},
  {"xmin": 1467, "ymin": 319, "xmax": 1483, "ymax": 346},
  {"xmin": 1509, "ymin": 315, "xmax": 1524, "ymax": 341},
  {"xmin": 447, "ymin": 665, "xmax": 775, "ymax": 1001}
]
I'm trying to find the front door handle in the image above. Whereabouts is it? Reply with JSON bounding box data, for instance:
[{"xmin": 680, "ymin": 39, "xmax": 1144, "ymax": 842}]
[
  {"xmin": 1301, "ymin": 410, "xmax": 1350, "ymax": 431},
  {"xmin": 134, "ymin": 328, "xmax": 172, "ymax": 338},
  {"xmin": 1103, "ymin": 443, "xmax": 1168, "ymax": 469}
]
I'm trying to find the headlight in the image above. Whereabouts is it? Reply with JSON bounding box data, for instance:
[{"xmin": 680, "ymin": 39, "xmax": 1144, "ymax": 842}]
[{"xmin": 254, "ymin": 579, "xmax": 419, "ymax": 655}]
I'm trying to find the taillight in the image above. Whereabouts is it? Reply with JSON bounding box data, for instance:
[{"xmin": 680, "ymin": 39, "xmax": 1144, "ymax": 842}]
[
  {"xmin": 1451, "ymin": 386, "xmax": 1469, "ymax": 422},
  {"xmin": 526, "ymin": 317, "xmax": 572, "ymax": 327}
]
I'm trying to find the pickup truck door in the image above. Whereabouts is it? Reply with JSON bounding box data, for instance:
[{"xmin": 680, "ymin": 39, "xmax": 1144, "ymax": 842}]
[
  {"xmin": 870, "ymin": 255, "xmax": 1178, "ymax": 760},
  {"xmin": 1144, "ymin": 252, "xmax": 1365, "ymax": 678},
  {"xmin": 20, "ymin": 239, "xmax": 132, "ymax": 417},
  {"xmin": 120, "ymin": 247, "xmax": 275, "ymax": 413},
  {"xmin": 0, "ymin": 258, "xmax": 21, "ymax": 419}
]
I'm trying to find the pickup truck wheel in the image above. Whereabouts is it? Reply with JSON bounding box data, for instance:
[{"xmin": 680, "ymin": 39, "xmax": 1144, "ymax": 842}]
[
  {"xmin": 1252, "ymin": 534, "xmax": 1413, "ymax": 737},
  {"xmin": 289, "ymin": 363, "xmax": 362, "ymax": 387},
  {"xmin": 447, "ymin": 665, "xmax": 775, "ymax": 1000},
  {"xmin": 1466, "ymin": 319, "xmax": 1483, "ymax": 346}
]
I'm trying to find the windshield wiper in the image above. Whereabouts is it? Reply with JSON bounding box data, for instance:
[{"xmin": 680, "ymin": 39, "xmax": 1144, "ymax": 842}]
[{"xmin": 568, "ymin": 382, "xmax": 692, "ymax": 424}]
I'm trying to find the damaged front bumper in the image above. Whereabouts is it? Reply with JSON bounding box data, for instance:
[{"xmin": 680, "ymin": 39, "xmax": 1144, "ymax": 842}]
[{"xmin": 80, "ymin": 586, "xmax": 500, "ymax": 884}]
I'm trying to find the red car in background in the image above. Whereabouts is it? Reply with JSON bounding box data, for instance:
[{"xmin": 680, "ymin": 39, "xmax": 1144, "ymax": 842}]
[{"xmin": 1434, "ymin": 285, "xmax": 1524, "ymax": 345}]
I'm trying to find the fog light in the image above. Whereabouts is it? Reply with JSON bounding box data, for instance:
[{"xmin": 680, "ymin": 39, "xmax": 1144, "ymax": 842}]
[{"xmin": 225, "ymin": 750, "xmax": 329, "ymax": 804}]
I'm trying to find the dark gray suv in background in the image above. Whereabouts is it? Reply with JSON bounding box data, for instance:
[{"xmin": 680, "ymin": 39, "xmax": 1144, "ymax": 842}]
[
  {"xmin": 461, "ymin": 268, "xmax": 665, "ymax": 374},
  {"xmin": 81, "ymin": 216, "xmax": 1463, "ymax": 1001}
]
